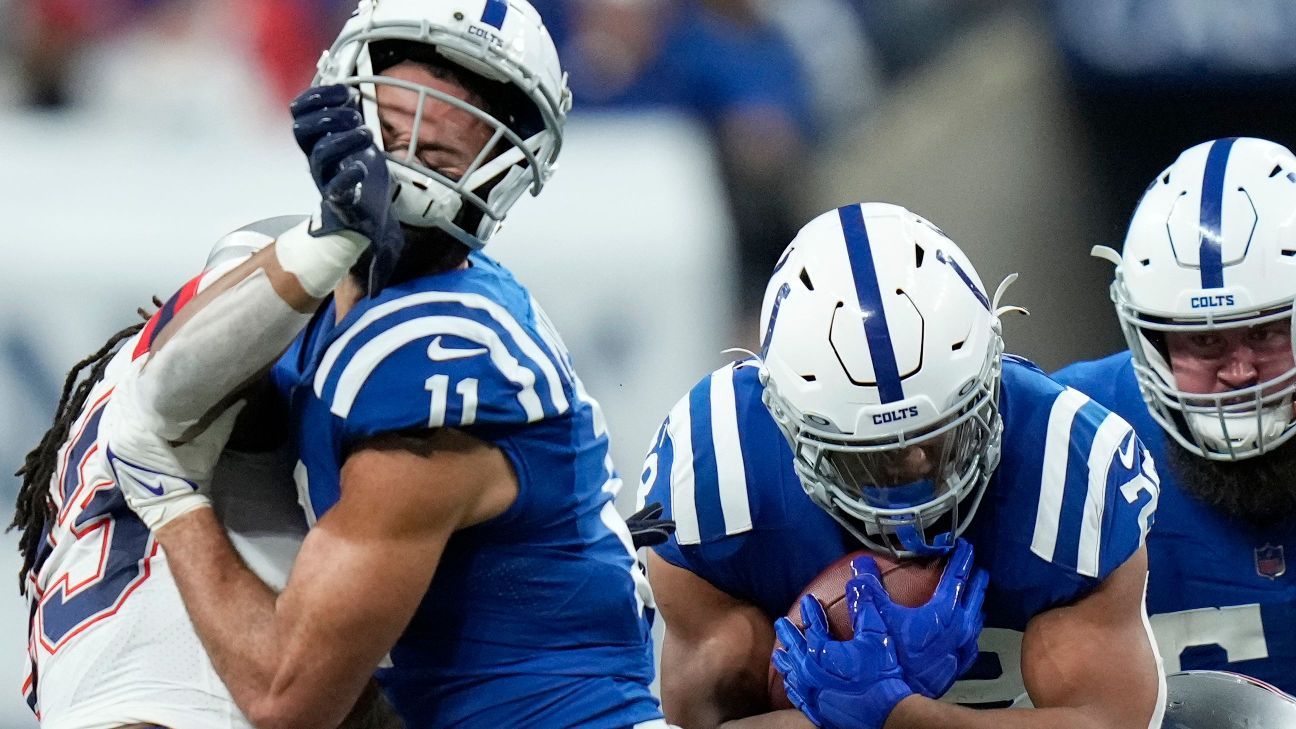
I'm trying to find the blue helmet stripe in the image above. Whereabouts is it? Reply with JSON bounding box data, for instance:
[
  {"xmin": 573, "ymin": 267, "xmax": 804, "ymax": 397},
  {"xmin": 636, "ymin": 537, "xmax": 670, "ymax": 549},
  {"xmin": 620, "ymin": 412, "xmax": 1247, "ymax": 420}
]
[
  {"xmin": 481, "ymin": 0, "xmax": 509, "ymax": 29},
  {"xmin": 837, "ymin": 205, "xmax": 904, "ymax": 403},
  {"xmin": 760, "ymin": 282, "xmax": 790, "ymax": 360},
  {"xmin": 1198, "ymin": 137, "xmax": 1237, "ymax": 289},
  {"xmin": 937, "ymin": 249, "xmax": 990, "ymax": 311}
]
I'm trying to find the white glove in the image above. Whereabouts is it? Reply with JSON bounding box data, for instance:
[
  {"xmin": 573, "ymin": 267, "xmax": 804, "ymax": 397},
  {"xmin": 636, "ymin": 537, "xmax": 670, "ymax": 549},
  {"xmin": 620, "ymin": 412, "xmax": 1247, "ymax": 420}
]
[{"xmin": 102, "ymin": 361, "xmax": 243, "ymax": 532}]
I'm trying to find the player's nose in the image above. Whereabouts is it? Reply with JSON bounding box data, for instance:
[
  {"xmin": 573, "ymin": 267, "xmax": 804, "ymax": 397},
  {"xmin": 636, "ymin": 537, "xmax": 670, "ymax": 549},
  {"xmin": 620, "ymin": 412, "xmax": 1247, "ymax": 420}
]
[
  {"xmin": 1218, "ymin": 347, "xmax": 1261, "ymax": 389},
  {"xmin": 884, "ymin": 445, "xmax": 933, "ymax": 482}
]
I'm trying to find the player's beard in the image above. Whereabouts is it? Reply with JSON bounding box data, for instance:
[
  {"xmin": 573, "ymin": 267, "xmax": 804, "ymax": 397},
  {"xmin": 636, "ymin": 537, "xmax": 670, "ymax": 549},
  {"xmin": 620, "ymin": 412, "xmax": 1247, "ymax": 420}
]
[{"xmin": 1163, "ymin": 437, "xmax": 1296, "ymax": 525}]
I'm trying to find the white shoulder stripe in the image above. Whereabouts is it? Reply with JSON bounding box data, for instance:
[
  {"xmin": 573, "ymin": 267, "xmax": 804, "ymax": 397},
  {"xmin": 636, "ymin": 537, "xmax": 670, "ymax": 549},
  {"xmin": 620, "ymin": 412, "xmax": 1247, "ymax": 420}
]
[
  {"xmin": 529, "ymin": 296, "xmax": 577, "ymax": 382},
  {"xmin": 328, "ymin": 315, "xmax": 545, "ymax": 422},
  {"xmin": 314, "ymin": 291, "xmax": 568, "ymax": 414},
  {"xmin": 1076, "ymin": 414, "xmax": 1133, "ymax": 577},
  {"xmin": 710, "ymin": 365, "xmax": 753, "ymax": 535},
  {"xmin": 666, "ymin": 395, "xmax": 701, "ymax": 545},
  {"xmin": 1030, "ymin": 387, "xmax": 1091, "ymax": 563}
]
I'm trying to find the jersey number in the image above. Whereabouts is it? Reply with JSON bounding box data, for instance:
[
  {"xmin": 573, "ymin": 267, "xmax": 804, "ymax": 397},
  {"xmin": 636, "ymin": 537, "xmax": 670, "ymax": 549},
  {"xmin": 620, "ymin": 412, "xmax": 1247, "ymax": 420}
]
[
  {"xmin": 1150, "ymin": 604, "xmax": 1267, "ymax": 672},
  {"xmin": 37, "ymin": 395, "xmax": 155, "ymax": 652},
  {"xmin": 425, "ymin": 375, "xmax": 479, "ymax": 428}
]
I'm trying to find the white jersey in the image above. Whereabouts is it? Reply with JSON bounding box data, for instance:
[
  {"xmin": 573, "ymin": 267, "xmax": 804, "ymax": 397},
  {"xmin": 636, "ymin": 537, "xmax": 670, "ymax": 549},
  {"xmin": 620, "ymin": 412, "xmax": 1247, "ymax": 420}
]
[{"xmin": 25, "ymin": 230, "xmax": 308, "ymax": 728}]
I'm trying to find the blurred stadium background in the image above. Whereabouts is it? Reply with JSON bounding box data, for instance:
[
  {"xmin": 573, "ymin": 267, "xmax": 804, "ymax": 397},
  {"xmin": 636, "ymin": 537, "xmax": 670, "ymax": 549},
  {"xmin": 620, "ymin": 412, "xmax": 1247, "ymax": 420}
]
[{"xmin": 5, "ymin": 0, "xmax": 1296, "ymax": 724}]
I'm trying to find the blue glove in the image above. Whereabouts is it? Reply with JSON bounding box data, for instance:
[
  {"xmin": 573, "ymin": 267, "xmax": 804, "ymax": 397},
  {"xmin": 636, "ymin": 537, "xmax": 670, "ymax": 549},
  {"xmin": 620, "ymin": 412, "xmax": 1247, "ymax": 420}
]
[
  {"xmin": 850, "ymin": 538, "xmax": 987, "ymax": 699},
  {"xmin": 289, "ymin": 84, "xmax": 405, "ymax": 293},
  {"xmin": 772, "ymin": 594, "xmax": 913, "ymax": 729}
]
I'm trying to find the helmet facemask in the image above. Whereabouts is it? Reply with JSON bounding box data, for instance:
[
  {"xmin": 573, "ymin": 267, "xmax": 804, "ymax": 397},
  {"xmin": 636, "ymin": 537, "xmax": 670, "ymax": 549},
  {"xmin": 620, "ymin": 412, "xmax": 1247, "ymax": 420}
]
[
  {"xmin": 1114, "ymin": 276, "xmax": 1296, "ymax": 460},
  {"xmin": 763, "ymin": 336, "xmax": 1004, "ymax": 558},
  {"xmin": 316, "ymin": 11, "xmax": 569, "ymax": 250}
]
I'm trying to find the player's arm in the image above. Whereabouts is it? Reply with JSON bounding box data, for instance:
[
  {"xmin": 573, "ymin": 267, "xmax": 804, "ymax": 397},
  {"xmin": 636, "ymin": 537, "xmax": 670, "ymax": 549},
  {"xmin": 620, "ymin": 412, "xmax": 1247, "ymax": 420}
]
[
  {"xmin": 155, "ymin": 428, "xmax": 516, "ymax": 729},
  {"xmin": 649, "ymin": 552, "xmax": 814, "ymax": 729},
  {"xmin": 131, "ymin": 85, "xmax": 392, "ymax": 438},
  {"xmin": 882, "ymin": 547, "xmax": 1162, "ymax": 729}
]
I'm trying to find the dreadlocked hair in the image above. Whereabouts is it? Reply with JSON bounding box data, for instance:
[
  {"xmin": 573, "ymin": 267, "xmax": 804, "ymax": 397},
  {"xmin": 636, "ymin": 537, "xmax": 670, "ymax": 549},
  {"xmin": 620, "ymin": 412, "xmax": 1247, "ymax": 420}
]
[{"xmin": 10, "ymin": 299, "xmax": 158, "ymax": 593}]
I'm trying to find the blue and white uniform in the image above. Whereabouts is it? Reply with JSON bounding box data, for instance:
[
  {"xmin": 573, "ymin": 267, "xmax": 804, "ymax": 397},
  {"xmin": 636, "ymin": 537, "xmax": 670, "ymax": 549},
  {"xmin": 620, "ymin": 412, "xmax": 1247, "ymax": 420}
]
[
  {"xmin": 644, "ymin": 356, "xmax": 1159, "ymax": 706},
  {"xmin": 1055, "ymin": 352, "xmax": 1296, "ymax": 693},
  {"xmin": 275, "ymin": 251, "xmax": 662, "ymax": 728}
]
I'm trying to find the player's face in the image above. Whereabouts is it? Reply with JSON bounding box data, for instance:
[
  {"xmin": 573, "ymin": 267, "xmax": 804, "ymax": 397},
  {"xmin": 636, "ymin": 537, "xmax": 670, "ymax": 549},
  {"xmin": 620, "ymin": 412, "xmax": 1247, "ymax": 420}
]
[
  {"xmin": 1166, "ymin": 318, "xmax": 1294, "ymax": 396},
  {"xmin": 820, "ymin": 437, "xmax": 955, "ymax": 509},
  {"xmin": 375, "ymin": 62, "xmax": 496, "ymax": 181}
]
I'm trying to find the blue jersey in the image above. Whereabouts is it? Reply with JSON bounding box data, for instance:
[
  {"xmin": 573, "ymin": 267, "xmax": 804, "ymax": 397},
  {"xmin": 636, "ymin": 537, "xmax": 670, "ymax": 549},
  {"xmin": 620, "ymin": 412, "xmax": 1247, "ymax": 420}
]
[
  {"xmin": 1054, "ymin": 351, "xmax": 1296, "ymax": 693},
  {"xmin": 274, "ymin": 252, "xmax": 661, "ymax": 728},
  {"xmin": 643, "ymin": 356, "xmax": 1158, "ymax": 706}
]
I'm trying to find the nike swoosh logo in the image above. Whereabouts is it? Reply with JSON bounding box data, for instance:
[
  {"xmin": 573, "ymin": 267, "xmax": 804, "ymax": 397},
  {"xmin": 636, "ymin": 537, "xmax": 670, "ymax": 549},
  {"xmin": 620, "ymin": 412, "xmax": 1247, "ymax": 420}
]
[
  {"xmin": 1116, "ymin": 430, "xmax": 1137, "ymax": 470},
  {"xmin": 426, "ymin": 336, "xmax": 488, "ymax": 361},
  {"xmin": 107, "ymin": 448, "xmax": 194, "ymax": 496}
]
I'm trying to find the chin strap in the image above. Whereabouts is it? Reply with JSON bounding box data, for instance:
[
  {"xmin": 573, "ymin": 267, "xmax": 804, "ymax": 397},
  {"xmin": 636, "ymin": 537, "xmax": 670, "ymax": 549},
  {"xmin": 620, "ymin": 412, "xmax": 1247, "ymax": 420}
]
[{"xmin": 896, "ymin": 524, "xmax": 956, "ymax": 557}]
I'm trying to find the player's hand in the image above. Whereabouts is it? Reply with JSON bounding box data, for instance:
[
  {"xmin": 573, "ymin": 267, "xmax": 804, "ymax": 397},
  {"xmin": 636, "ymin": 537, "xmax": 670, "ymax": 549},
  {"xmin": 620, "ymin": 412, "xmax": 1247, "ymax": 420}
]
[
  {"xmin": 626, "ymin": 501, "xmax": 675, "ymax": 549},
  {"xmin": 290, "ymin": 84, "xmax": 405, "ymax": 292},
  {"xmin": 102, "ymin": 363, "xmax": 242, "ymax": 532},
  {"xmin": 850, "ymin": 538, "xmax": 987, "ymax": 699},
  {"xmin": 772, "ymin": 594, "xmax": 912, "ymax": 729}
]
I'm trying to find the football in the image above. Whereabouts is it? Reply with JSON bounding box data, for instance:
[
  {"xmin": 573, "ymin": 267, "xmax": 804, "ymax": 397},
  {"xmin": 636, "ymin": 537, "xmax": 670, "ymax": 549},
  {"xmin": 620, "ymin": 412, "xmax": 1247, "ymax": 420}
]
[{"xmin": 767, "ymin": 549, "xmax": 945, "ymax": 710}]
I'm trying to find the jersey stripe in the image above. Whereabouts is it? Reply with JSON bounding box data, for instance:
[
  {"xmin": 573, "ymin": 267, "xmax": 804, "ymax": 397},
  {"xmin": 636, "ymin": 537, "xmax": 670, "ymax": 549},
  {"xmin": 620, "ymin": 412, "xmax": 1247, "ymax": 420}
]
[
  {"xmin": 529, "ymin": 296, "xmax": 577, "ymax": 382},
  {"xmin": 1030, "ymin": 387, "xmax": 1091, "ymax": 563},
  {"xmin": 687, "ymin": 382, "xmax": 727, "ymax": 541},
  {"xmin": 1077, "ymin": 414, "xmax": 1134, "ymax": 577},
  {"xmin": 666, "ymin": 395, "xmax": 700, "ymax": 544},
  {"xmin": 314, "ymin": 291, "xmax": 569, "ymax": 415},
  {"xmin": 328, "ymin": 316, "xmax": 545, "ymax": 421},
  {"xmin": 710, "ymin": 365, "xmax": 753, "ymax": 535}
]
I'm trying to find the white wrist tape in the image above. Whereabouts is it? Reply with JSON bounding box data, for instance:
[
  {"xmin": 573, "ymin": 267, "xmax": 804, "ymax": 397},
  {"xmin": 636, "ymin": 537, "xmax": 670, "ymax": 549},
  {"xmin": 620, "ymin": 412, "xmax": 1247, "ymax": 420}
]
[
  {"xmin": 135, "ymin": 268, "xmax": 310, "ymax": 439},
  {"xmin": 275, "ymin": 215, "xmax": 369, "ymax": 298}
]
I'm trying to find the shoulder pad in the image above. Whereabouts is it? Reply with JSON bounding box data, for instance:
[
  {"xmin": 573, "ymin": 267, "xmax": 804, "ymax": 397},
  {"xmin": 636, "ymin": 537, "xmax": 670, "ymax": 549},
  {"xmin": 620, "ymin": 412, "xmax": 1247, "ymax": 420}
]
[
  {"xmin": 642, "ymin": 360, "xmax": 789, "ymax": 546},
  {"xmin": 1022, "ymin": 387, "xmax": 1158, "ymax": 579},
  {"xmin": 205, "ymin": 215, "xmax": 308, "ymax": 272},
  {"xmin": 311, "ymin": 292, "xmax": 572, "ymax": 441}
]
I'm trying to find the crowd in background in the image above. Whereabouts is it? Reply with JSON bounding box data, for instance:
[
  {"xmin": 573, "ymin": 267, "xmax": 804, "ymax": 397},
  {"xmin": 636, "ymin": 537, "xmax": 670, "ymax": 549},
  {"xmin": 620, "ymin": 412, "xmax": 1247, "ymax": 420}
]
[{"xmin": 16, "ymin": 0, "xmax": 1296, "ymax": 312}]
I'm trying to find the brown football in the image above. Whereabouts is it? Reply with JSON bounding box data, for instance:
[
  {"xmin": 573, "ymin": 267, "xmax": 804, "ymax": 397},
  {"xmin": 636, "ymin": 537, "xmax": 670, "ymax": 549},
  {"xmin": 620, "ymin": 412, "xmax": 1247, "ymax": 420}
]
[{"xmin": 767, "ymin": 549, "xmax": 945, "ymax": 710}]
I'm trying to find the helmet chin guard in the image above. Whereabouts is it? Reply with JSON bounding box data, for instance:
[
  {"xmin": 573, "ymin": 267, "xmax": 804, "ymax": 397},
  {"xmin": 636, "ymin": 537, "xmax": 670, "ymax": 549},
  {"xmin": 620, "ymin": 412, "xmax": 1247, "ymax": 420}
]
[{"xmin": 317, "ymin": 0, "xmax": 572, "ymax": 250}]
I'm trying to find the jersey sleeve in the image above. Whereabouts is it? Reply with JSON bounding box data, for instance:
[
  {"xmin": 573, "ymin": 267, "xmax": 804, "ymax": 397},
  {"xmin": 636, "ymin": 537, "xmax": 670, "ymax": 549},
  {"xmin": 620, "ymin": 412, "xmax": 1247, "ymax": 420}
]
[
  {"xmin": 311, "ymin": 298, "xmax": 573, "ymax": 445},
  {"xmin": 642, "ymin": 361, "xmax": 791, "ymax": 600},
  {"xmin": 1025, "ymin": 388, "xmax": 1160, "ymax": 581}
]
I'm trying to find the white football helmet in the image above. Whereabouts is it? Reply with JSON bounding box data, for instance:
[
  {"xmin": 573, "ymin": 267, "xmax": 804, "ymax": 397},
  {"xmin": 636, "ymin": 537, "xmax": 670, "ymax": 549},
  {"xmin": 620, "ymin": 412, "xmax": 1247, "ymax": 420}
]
[
  {"xmin": 759, "ymin": 203, "xmax": 1006, "ymax": 557},
  {"xmin": 1100, "ymin": 137, "xmax": 1296, "ymax": 461},
  {"xmin": 316, "ymin": 0, "xmax": 572, "ymax": 249}
]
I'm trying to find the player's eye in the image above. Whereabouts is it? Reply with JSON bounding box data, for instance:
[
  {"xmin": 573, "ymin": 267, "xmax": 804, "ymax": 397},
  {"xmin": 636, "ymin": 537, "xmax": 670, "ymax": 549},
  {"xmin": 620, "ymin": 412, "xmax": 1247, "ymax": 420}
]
[{"xmin": 1188, "ymin": 333, "xmax": 1225, "ymax": 353}]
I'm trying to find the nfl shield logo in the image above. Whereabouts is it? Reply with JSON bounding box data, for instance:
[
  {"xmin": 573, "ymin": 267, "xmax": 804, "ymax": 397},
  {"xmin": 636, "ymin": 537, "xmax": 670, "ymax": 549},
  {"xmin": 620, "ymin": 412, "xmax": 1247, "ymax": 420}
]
[{"xmin": 1256, "ymin": 544, "xmax": 1286, "ymax": 580}]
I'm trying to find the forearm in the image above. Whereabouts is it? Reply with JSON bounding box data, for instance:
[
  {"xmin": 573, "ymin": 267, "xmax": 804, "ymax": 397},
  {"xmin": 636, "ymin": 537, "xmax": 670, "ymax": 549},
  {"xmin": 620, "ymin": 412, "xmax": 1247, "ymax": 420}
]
[
  {"xmin": 140, "ymin": 243, "xmax": 316, "ymax": 437},
  {"xmin": 883, "ymin": 696, "xmax": 1120, "ymax": 729},
  {"xmin": 153, "ymin": 508, "xmax": 283, "ymax": 712},
  {"xmin": 155, "ymin": 508, "xmax": 360, "ymax": 729},
  {"xmin": 141, "ymin": 222, "xmax": 366, "ymax": 437}
]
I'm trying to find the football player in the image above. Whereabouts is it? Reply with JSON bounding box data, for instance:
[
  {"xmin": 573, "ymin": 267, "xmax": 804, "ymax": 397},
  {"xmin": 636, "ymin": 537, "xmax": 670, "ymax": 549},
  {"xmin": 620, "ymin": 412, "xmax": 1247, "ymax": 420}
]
[
  {"xmin": 1054, "ymin": 137, "xmax": 1296, "ymax": 692},
  {"xmin": 13, "ymin": 220, "xmax": 400, "ymax": 728},
  {"xmin": 643, "ymin": 203, "xmax": 1166, "ymax": 728},
  {"xmin": 91, "ymin": 1, "xmax": 666, "ymax": 728}
]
